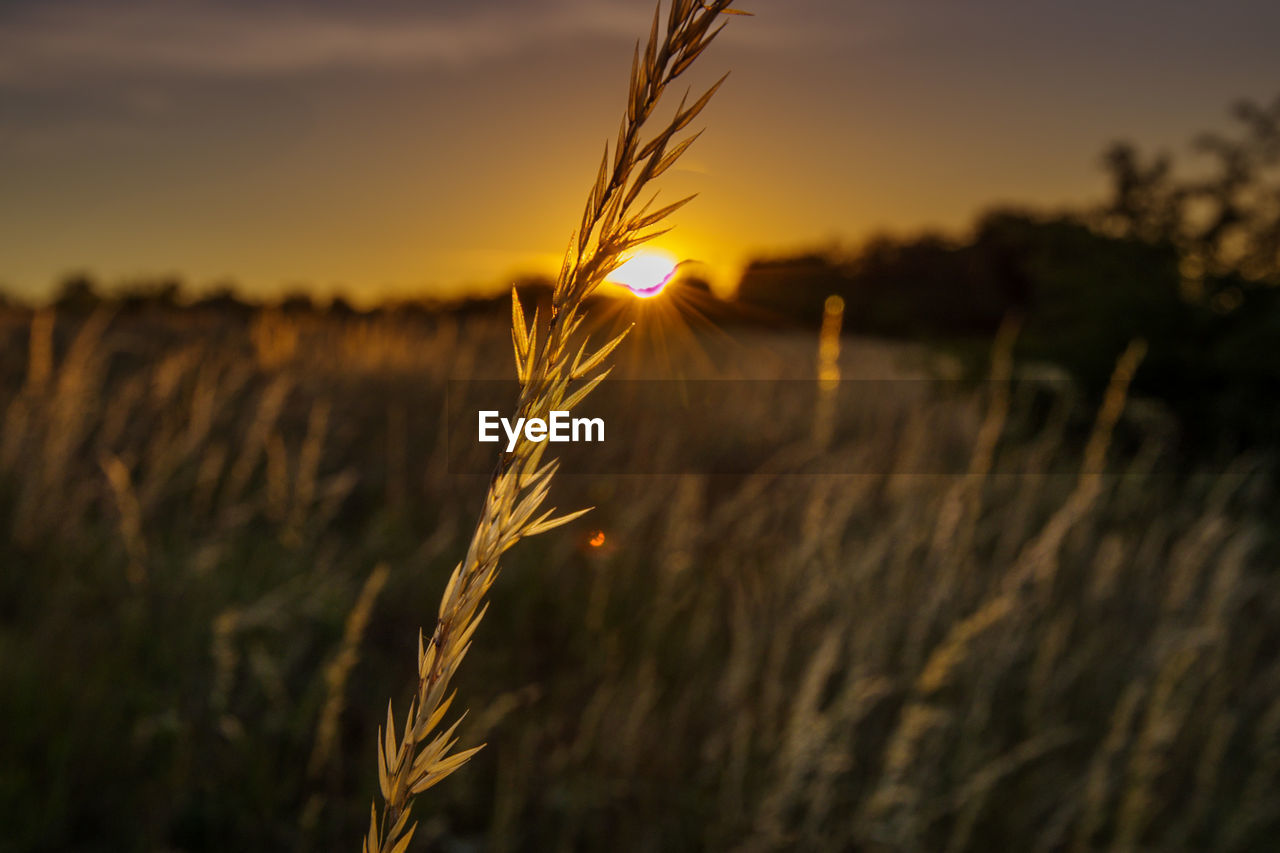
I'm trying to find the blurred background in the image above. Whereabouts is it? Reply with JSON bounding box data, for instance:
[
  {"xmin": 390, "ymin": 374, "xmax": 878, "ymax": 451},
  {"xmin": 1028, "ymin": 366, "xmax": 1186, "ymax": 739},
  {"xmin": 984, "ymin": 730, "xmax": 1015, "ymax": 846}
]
[{"xmin": 2, "ymin": 1, "xmax": 1280, "ymax": 851}]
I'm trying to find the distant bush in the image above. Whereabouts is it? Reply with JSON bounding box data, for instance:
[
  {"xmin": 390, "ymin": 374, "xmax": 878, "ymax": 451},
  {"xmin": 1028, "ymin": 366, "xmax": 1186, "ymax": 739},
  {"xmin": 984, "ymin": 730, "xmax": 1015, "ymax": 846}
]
[{"xmin": 736, "ymin": 211, "xmax": 1280, "ymax": 456}]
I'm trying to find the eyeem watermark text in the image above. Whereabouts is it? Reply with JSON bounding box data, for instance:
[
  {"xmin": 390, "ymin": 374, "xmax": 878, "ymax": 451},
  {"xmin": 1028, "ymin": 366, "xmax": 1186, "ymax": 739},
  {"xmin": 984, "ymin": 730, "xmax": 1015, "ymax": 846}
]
[{"xmin": 479, "ymin": 410, "xmax": 604, "ymax": 452}]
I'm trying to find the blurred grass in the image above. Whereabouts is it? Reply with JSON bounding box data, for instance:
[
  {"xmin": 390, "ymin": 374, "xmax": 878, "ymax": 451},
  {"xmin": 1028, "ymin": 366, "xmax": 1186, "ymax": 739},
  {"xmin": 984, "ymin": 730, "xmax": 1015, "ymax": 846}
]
[{"xmin": 0, "ymin": 305, "xmax": 1277, "ymax": 852}]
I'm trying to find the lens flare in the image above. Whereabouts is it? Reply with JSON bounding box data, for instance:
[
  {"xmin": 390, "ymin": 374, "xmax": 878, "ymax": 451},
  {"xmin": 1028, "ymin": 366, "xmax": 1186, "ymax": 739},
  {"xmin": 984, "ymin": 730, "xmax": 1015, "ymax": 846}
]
[
  {"xmin": 588, "ymin": 530, "xmax": 606, "ymax": 548},
  {"xmin": 608, "ymin": 251, "xmax": 679, "ymax": 297}
]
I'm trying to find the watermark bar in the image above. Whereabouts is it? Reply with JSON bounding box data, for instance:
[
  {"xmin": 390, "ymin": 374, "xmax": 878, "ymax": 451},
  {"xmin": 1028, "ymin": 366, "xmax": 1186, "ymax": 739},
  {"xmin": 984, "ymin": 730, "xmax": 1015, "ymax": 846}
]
[{"xmin": 446, "ymin": 379, "xmax": 1211, "ymax": 476}]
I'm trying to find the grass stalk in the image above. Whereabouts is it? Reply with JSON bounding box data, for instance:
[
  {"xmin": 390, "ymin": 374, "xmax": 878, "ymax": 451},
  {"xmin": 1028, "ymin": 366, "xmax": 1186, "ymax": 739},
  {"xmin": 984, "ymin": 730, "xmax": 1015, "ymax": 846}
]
[{"xmin": 363, "ymin": 4, "xmax": 746, "ymax": 851}]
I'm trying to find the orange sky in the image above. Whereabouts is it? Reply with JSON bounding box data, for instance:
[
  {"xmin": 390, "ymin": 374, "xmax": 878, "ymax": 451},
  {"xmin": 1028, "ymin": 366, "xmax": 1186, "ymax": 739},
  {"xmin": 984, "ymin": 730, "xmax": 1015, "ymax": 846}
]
[{"xmin": 2, "ymin": 0, "xmax": 1279, "ymax": 303}]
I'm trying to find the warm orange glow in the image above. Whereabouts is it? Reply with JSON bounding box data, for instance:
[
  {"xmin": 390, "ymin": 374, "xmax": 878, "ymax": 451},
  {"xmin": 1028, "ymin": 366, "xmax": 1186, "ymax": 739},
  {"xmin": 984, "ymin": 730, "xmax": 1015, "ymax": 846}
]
[
  {"xmin": 588, "ymin": 530, "xmax": 606, "ymax": 548},
  {"xmin": 608, "ymin": 251, "xmax": 680, "ymax": 298}
]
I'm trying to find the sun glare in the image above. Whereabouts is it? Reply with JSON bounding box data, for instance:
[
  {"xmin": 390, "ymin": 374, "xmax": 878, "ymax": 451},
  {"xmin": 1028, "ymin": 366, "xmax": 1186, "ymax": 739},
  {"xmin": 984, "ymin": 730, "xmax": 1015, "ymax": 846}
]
[{"xmin": 608, "ymin": 251, "xmax": 680, "ymax": 298}]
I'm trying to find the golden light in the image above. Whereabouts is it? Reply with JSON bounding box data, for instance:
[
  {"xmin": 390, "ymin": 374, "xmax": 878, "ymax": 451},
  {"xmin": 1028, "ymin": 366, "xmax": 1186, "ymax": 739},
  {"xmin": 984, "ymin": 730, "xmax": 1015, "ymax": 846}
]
[
  {"xmin": 588, "ymin": 530, "xmax": 607, "ymax": 548},
  {"xmin": 608, "ymin": 250, "xmax": 680, "ymax": 298}
]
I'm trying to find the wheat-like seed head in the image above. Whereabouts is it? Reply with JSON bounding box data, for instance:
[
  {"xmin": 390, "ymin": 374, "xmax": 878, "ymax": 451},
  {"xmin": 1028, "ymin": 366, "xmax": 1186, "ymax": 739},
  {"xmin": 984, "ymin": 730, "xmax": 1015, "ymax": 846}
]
[{"xmin": 364, "ymin": 4, "xmax": 747, "ymax": 851}]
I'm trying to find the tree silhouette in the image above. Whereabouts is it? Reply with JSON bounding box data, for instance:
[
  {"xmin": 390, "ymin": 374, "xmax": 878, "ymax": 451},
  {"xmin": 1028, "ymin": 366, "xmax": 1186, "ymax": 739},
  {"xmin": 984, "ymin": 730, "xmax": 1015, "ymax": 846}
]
[{"xmin": 1100, "ymin": 93, "xmax": 1280, "ymax": 293}]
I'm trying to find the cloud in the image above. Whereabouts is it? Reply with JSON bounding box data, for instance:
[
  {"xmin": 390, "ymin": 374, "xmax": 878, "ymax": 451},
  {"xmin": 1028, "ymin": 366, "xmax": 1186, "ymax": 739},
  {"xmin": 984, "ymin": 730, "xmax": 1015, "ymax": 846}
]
[
  {"xmin": 0, "ymin": 0, "xmax": 661, "ymax": 88},
  {"xmin": 0, "ymin": 0, "xmax": 853, "ymax": 90}
]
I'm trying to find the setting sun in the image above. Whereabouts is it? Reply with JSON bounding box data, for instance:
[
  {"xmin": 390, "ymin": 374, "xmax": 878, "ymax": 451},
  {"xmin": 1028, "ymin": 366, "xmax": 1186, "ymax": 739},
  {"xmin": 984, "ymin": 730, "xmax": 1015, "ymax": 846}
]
[{"xmin": 608, "ymin": 251, "xmax": 680, "ymax": 298}]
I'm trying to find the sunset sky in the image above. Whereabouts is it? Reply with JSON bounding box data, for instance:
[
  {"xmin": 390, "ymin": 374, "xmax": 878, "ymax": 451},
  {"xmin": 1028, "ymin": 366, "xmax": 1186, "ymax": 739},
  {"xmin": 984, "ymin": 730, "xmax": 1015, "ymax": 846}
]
[{"xmin": 2, "ymin": 0, "xmax": 1278, "ymax": 302}]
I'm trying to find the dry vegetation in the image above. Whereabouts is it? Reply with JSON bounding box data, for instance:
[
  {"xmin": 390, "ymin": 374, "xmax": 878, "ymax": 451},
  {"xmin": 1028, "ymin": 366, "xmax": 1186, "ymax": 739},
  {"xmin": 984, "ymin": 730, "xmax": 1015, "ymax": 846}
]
[
  {"xmin": 0, "ymin": 304, "xmax": 1277, "ymax": 851},
  {"xmin": 365, "ymin": 4, "xmax": 748, "ymax": 851},
  {"xmin": 3, "ymin": 4, "xmax": 1279, "ymax": 852}
]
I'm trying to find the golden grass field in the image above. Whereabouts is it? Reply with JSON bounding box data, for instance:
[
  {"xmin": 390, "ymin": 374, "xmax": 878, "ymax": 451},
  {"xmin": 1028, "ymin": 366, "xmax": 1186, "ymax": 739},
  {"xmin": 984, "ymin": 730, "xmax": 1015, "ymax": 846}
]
[
  {"xmin": 4, "ymin": 5, "xmax": 1279, "ymax": 852},
  {"xmin": 1, "ymin": 304, "xmax": 1277, "ymax": 851}
]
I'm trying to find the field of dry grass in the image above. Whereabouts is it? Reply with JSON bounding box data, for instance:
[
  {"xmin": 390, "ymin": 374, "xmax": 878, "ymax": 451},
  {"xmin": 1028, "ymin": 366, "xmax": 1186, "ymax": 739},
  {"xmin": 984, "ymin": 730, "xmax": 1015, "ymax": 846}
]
[{"xmin": 1, "ymin": 305, "xmax": 1277, "ymax": 851}]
